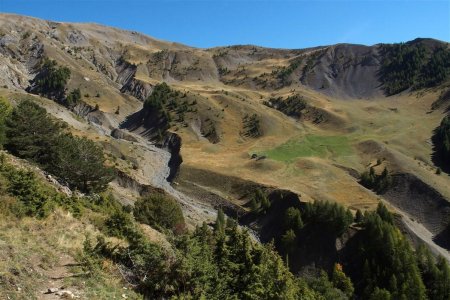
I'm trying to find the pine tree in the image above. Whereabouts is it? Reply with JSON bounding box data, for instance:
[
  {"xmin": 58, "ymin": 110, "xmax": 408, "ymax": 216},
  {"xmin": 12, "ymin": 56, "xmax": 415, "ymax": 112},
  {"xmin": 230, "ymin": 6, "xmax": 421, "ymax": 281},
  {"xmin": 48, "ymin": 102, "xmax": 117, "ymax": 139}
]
[
  {"xmin": 0, "ymin": 96, "xmax": 12, "ymax": 148},
  {"xmin": 258, "ymin": 190, "xmax": 271, "ymax": 214},
  {"xmin": 280, "ymin": 229, "xmax": 297, "ymax": 254},
  {"xmin": 284, "ymin": 207, "xmax": 303, "ymax": 232},
  {"xmin": 51, "ymin": 134, "xmax": 114, "ymax": 193},
  {"xmin": 66, "ymin": 88, "xmax": 81, "ymax": 107},
  {"xmin": 332, "ymin": 263, "xmax": 354, "ymax": 298},
  {"xmin": 5, "ymin": 100, "xmax": 60, "ymax": 165},
  {"xmin": 215, "ymin": 208, "xmax": 225, "ymax": 234}
]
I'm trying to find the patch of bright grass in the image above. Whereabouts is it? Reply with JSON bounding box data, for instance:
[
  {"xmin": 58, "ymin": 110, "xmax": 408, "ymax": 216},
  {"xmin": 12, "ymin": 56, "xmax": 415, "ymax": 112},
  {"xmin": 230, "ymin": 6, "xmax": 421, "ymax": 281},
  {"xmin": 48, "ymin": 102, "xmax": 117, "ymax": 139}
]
[{"xmin": 261, "ymin": 135, "xmax": 353, "ymax": 162}]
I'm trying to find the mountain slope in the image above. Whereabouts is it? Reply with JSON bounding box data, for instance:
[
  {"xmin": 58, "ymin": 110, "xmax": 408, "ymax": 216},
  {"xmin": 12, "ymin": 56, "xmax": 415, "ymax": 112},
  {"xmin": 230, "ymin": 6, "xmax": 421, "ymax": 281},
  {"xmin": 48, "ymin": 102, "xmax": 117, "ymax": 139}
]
[{"xmin": 1, "ymin": 13, "xmax": 450, "ymax": 261}]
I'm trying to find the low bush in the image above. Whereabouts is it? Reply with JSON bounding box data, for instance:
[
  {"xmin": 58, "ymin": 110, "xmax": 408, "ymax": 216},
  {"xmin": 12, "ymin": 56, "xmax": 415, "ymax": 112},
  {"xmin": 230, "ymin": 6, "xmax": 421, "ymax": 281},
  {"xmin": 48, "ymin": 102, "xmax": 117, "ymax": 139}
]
[{"xmin": 134, "ymin": 193, "xmax": 185, "ymax": 231}]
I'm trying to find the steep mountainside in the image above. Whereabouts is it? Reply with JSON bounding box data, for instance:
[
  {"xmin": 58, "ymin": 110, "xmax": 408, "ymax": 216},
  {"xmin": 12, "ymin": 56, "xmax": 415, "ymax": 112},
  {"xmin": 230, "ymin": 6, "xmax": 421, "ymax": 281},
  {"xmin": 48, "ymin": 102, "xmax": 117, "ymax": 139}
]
[{"xmin": 1, "ymin": 13, "xmax": 450, "ymax": 269}]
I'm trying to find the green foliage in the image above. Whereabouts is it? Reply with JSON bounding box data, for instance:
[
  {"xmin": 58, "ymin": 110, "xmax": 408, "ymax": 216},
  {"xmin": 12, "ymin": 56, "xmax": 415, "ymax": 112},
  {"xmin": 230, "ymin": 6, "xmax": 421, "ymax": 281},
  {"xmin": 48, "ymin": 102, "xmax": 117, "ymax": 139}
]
[
  {"xmin": 51, "ymin": 134, "xmax": 114, "ymax": 193},
  {"xmin": 416, "ymin": 244, "xmax": 450, "ymax": 300},
  {"xmin": 379, "ymin": 43, "xmax": 428, "ymax": 95},
  {"xmin": 332, "ymin": 263, "xmax": 354, "ymax": 298},
  {"xmin": 32, "ymin": 58, "xmax": 71, "ymax": 100},
  {"xmin": 83, "ymin": 214, "xmax": 321, "ymax": 299},
  {"xmin": 66, "ymin": 88, "xmax": 81, "ymax": 108},
  {"xmin": 306, "ymin": 270, "xmax": 348, "ymax": 300},
  {"xmin": 355, "ymin": 211, "xmax": 426, "ymax": 299},
  {"xmin": 375, "ymin": 202, "xmax": 393, "ymax": 224},
  {"xmin": 142, "ymin": 83, "xmax": 198, "ymax": 133},
  {"xmin": 276, "ymin": 57, "xmax": 303, "ymax": 86},
  {"xmin": 5, "ymin": 100, "xmax": 60, "ymax": 165},
  {"xmin": 264, "ymin": 94, "xmax": 307, "ymax": 118},
  {"xmin": 242, "ymin": 114, "xmax": 262, "ymax": 138},
  {"xmin": 369, "ymin": 288, "xmax": 391, "ymax": 300},
  {"xmin": 435, "ymin": 115, "xmax": 450, "ymax": 165},
  {"xmin": 250, "ymin": 189, "xmax": 270, "ymax": 214},
  {"xmin": 284, "ymin": 207, "xmax": 303, "ymax": 232},
  {"xmin": 144, "ymin": 82, "xmax": 173, "ymax": 110},
  {"xmin": 4, "ymin": 100, "xmax": 113, "ymax": 193},
  {"xmin": 0, "ymin": 163, "xmax": 54, "ymax": 218},
  {"xmin": 303, "ymin": 200, "xmax": 353, "ymax": 235},
  {"xmin": 360, "ymin": 166, "xmax": 392, "ymax": 193},
  {"xmin": 134, "ymin": 193, "xmax": 185, "ymax": 231},
  {"xmin": 214, "ymin": 208, "xmax": 226, "ymax": 234},
  {"xmin": 0, "ymin": 96, "xmax": 12, "ymax": 148},
  {"xmin": 6, "ymin": 169, "xmax": 44, "ymax": 214},
  {"xmin": 104, "ymin": 210, "xmax": 135, "ymax": 239},
  {"xmin": 262, "ymin": 134, "xmax": 352, "ymax": 162},
  {"xmin": 380, "ymin": 42, "xmax": 450, "ymax": 95},
  {"xmin": 280, "ymin": 229, "xmax": 297, "ymax": 254},
  {"xmin": 418, "ymin": 46, "xmax": 450, "ymax": 88}
]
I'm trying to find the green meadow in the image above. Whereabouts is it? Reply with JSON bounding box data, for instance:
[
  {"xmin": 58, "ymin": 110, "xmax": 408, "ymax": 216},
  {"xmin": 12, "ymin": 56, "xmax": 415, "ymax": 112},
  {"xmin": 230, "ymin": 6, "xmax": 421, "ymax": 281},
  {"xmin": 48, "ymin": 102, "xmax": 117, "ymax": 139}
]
[{"xmin": 261, "ymin": 135, "xmax": 353, "ymax": 162}]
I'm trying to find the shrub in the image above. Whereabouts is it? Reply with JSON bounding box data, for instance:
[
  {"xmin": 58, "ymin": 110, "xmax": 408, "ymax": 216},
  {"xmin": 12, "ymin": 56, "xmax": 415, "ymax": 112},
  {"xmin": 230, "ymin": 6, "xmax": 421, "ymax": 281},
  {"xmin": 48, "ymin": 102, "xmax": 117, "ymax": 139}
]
[
  {"xmin": 3, "ymin": 166, "xmax": 53, "ymax": 218},
  {"xmin": 134, "ymin": 194, "xmax": 185, "ymax": 231},
  {"xmin": 66, "ymin": 88, "xmax": 82, "ymax": 107},
  {"xmin": 105, "ymin": 210, "xmax": 135, "ymax": 238}
]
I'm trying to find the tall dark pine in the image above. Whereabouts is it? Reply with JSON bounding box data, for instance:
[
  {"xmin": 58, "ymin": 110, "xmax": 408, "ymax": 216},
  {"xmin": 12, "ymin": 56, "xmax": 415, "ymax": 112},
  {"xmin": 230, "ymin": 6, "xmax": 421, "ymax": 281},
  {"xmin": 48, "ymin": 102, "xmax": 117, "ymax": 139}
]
[
  {"xmin": 5, "ymin": 100, "xmax": 59, "ymax": 165},
  {"xmin": 52, "ymin": 134, "xmax": 114, "ymax": 193}
]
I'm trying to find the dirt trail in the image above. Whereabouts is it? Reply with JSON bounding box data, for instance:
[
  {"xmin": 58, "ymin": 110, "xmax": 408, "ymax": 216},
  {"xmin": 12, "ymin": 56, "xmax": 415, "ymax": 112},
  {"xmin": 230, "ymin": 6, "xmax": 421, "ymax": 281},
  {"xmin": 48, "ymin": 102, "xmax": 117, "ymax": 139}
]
[{"xmin": 37, "ymin": 254, "xmax": 82, "ymax": 299}]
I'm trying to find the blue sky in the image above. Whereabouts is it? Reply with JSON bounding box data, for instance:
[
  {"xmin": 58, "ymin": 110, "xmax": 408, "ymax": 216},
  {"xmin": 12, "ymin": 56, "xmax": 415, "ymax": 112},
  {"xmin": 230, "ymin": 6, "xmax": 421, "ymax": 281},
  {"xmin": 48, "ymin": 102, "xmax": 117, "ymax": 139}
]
[{"xmin": 0, "ymin": 0, "xmax": 449, "ymax": 49}]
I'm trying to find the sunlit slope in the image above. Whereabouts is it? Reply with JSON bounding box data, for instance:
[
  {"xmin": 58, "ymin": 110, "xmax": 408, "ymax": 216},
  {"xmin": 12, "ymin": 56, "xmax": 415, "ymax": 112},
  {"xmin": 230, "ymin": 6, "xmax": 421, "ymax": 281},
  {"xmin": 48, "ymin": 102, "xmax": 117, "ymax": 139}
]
[{"xmin": 0, "ymin": 13, "xmax": 449, "ymax": 213}]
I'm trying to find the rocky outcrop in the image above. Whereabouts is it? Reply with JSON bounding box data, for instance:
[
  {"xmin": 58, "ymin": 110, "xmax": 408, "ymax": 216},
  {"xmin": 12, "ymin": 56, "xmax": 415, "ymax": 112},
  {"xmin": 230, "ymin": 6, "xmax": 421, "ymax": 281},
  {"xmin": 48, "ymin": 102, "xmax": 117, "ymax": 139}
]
[
  {"xmin": 111, "ymin": 128, "xmax": 138, "ymax": 142},
  {"xmin": 383, "ymin": 173, "xmax": 450, "ymax": 236},
  {"xmin": 73, "ymin": 101, "xmax": 95, "ymax": 117},
  {"xmin": 120, "ymin": 77, "xmax": 153, "ymax": 101},
  {"xmin": 300, "ymin": 44, "xmax": 383, "ymax": 99},
  {"xmin": 115, "ymin": 170, "xmax": 166, "ymax": 197},
  {"xmin": 158, "ymin": 132, "xmax": 183, "ymax": 182}
]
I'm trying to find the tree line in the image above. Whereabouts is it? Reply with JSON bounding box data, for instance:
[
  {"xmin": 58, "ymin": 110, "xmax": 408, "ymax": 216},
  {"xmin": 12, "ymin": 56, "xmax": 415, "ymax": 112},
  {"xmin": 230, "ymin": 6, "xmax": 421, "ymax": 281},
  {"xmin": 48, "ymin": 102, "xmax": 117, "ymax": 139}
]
[{"xmin": 380, "ymin": 42, "xmax": 450, "ymax": 95}]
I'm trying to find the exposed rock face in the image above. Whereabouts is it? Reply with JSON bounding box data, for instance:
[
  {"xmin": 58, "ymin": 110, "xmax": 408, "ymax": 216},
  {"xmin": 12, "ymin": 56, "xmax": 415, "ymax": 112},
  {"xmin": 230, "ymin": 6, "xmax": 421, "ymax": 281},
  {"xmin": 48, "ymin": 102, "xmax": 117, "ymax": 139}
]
[
  {"xmin": 158, "ymin": 132, "xmax": 183, "ymax": 182},
  {"xmin": 383, "ymin": 173, "xmax": 450, "ymax": 235},
  {"xmin": 111, "ymin": 128, "xmax": 138, "ymax": 142},
  {"xmin": 115, "ymin": 170, "xmax": 166, "ymax": 196},
  {"xmin": 120, "ymin": 77, "xmax": 153, "ymax": 101},
  {"xmin": 73, "ymin": 101, "xmax": 95, "ymax": 117},
  {"xmin": 300, "ymin": 44, "xmax": 383, "ymax": 99}
]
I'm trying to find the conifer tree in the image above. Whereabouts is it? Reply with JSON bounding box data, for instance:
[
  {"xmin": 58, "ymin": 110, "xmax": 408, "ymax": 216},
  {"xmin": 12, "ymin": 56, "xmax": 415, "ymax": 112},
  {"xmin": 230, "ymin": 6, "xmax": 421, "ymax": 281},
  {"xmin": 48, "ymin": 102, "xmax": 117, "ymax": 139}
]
[
  {"xmin": 0, "ymin": 97, "xmax": 12, "ymax": 148},
  {"xmin": 215, "ymin": 208, "xmax": 225, "ymax": 234},
  {"xmin": 5, "ymin": 100, "xmax": 59, "ymax": 165}
]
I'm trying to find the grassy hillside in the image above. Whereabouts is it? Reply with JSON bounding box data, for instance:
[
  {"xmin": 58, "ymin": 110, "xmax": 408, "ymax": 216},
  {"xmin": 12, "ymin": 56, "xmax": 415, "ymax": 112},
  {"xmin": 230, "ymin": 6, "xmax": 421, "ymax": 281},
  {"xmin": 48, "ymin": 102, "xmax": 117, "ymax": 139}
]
[{"xmin": 0, "ymin": 13, "xmax": 450, "ymax": 298}]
